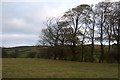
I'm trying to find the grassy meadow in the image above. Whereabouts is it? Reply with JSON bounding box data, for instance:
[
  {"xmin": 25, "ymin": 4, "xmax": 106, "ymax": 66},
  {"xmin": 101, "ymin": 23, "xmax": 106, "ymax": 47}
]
[{"xmin": 2, "ymin": 58, "xmax": 118, "ymax": 78}]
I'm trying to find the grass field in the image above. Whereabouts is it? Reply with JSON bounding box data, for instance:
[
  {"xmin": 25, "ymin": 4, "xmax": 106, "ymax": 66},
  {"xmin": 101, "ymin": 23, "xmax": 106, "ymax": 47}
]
[{"xmin": 2, "ymin": 58, "xmax": 118, "ymax": 78}]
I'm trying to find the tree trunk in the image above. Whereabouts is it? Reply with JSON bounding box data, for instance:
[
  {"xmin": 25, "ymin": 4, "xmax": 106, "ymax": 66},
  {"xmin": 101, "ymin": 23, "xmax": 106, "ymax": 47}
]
[
  {"xmin": 91, "ymin": 15, "xmax": 95, "ymax": 62},
  {"xmin": 91, "ymin": 37, "xmax": 94, "ymax": 62},
  {"xmin": 54, "ymin": 48, "xmax": 57, "ymax": 60},
  {"xmin": 81, "ymin": 42, "xmax": 84, "ymax": 62},
  {"xmin": 71, "ymin": 45, "xmax": 76, "ymax": 61},
  {"xmin": 71, "ymin": 17, "xmax": 78, "ymax": 61},
  {"xmin": 54, "ymin": 54, "xmax": 56, "ymax": 60},
  {"xmin": 117, "ymin": 16, "xmax": 120, "ymax": 63},
  {"xmin": 99, "ymin": 14, "xmax": 104, "ymax": 63},
  {"xmin": 99, "ymin": 43, "xmax": 104, "ymax": 63},
  {"xmin": 108, "ymin": 35, "xmax": 111, "ymax": 54}
]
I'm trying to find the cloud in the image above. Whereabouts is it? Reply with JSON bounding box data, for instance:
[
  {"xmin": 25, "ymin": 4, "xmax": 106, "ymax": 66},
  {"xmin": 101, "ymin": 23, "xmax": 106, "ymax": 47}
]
[
  {"xmin": 3, "ymin": 0, "xmax": 119, "ymax": 3},
  {"xmin": 2, "ymin": 2, "xmax": 71, "ymax": 36},
  {"xmin": 2, "ymin": 34, "xmax": 39, "ymax": 47},
  {"xmin": 5, "ymin": 18, "xmax": 33, "ymax": 29},
  {"xmin": 31, "ymin": 5, "xmax": 69, "ymax": 24},
  {"xmin": 2, "ymin": 34, "xmax": 38, "ymax": 40},
  {"xmin": 2, "ymin": 0, "xmax": 77, "ymax": 2},
  {"xmin": 3, "ymin": 18, "xmax": 42, "ymax": 34}
]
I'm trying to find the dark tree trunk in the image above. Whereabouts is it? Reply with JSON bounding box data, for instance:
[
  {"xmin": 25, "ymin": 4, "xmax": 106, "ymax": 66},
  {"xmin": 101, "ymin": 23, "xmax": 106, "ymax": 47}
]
[
  {"xmin": 54, "ymin": 54, "xmax": 56, "ymax": 60},
  {"xmin": 91, "ymin": 37, "xmax": 94, "ymax": 62},
  {"xmin": 72, "ymin": 17, "xmax": 78, "ymax": 61},
  {"xmin": 99, "ymin": 43, "xmax": 104, "ymax": 63},
  {"xmin": 99, "ymin": 13, "xmax": 104, "ymax": 63},
  {"xmin": 61, "ymin": 41, "xmax": 64, "ymax": 46},
  {"xmin": 108, "ymin": 35, "xmax": 111, "ymax": 54},
  {"xmin": 91, "ymin": 15, "xmax": 95, "ymax": 62},
  {"xmin": 71, "ymin": 45, "xmax": 76, "ymax": 61},
  {"xmin": 81, "ymin": 42, "xmax": 84, "ymax": 62},
  {"xmin": 117, "ymin": 16, "xmax": 120, "ymax": 63}
]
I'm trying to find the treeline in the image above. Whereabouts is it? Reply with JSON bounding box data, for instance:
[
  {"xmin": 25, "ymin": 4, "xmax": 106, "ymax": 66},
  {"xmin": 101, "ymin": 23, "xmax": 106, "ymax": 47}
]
[
  {"xmin": 39, "ymin": 1, "xmax": 120, "ymax": 63},
  {"xmin": 2, "ymin": 44, "xmax": 119, "ymax": 63}
]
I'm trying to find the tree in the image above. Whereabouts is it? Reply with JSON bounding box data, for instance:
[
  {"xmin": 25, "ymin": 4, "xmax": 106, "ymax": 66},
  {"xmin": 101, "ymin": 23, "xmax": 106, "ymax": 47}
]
[
  {"xmin": 39, "ymin": 17, "xmax": 71, "ymax": 60},
  {"xmin": 116, "ymin": 2, "xmax": 120, "ymax": 63},
  {"xmin": 102, "ymin": 2, "xmax": 113, "ymax": 55},
  {"xmin": 90, "ymin": 6, "xmax": 96, "ymax": 62},
  {"xmin": 82, "ymin": 5, "xmax": 96, "ymax": 62},
  {"xmin": 57, "ymin": 20, "xmax": 71, "ymax": 45},
  {"xmin": 95, "ymin": 2, "xmax": 108, "ymax": 63},
  {"xmin": 40, "ymin": 18, "xmax": 60, "ymax": 46},
  {"xmin": 63, "ymin": 4, "xmax": 92, "ymax": 61},
  {"xmin": 111, "ymin": 2, "xmax": 120, "ymax": 62},
  {"xmin": 113, "ymin": 2, "xmax": 120, "ymax": 63},
  {"xmin": 38, "ymin": 1, "xmax": 119, "ymax": 62}
]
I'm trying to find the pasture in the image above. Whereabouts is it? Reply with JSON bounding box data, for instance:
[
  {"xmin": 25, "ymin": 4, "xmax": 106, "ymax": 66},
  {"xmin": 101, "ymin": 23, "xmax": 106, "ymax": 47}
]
[{"xmin": 2, "ymin": 58, "xmax": 118, "ymax": 78}]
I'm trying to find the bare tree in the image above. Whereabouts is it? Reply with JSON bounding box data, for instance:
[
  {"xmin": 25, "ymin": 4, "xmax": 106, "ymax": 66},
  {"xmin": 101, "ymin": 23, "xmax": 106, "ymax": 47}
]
[
  {"xmin": 102, "ymin": 2, "xmax": 113, "ymax": 55},
  {"xmin": 112, "ymin": 2, "xmax": 120, "ymax": 62},
  {"xmin": 63, "ymin": 4, "xmax": 92, "ymax": 61},
  {"xmin": 95, "ymin": 2, "xmax": 108, "ymax": 63}
]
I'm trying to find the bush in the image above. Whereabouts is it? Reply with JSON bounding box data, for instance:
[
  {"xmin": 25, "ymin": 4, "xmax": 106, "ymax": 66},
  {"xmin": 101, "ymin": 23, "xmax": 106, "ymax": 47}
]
[
  {"xmin": 2, "ymin": 49, "xmax": 8, "ymax": 58},
  {"xmin": 104, "ymin": 48, "xmax": 118, "ymax": 63},
  {"xmin": 28, "ymin": 52, "xmax": 36, "ymax": 58}
]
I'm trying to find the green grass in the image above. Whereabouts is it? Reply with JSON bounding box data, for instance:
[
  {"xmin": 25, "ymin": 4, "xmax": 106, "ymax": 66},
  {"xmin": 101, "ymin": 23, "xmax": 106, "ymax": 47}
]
[{"xmin": 2, "ymin": 58, "xmax": 118, "ymax": 78}]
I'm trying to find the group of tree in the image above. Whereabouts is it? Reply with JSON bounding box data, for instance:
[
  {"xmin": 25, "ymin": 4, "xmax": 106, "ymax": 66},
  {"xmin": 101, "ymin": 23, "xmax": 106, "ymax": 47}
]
[{"xmin": 39, "ymin": 1, "xmax": 120, "ymax": 63}]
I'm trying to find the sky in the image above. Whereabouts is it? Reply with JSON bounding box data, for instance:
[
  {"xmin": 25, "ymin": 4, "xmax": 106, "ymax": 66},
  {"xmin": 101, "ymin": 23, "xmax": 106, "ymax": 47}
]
[{"xmin": 1, "ymin": 0, "xmax": 119, "ymax": 47}]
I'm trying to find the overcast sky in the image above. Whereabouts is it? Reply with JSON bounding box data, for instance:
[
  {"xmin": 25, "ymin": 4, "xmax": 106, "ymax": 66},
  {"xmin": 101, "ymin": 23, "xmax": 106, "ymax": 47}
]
[{"xmin": 1, "ymin": 0, "xmax": 119, "ymax": 47}]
